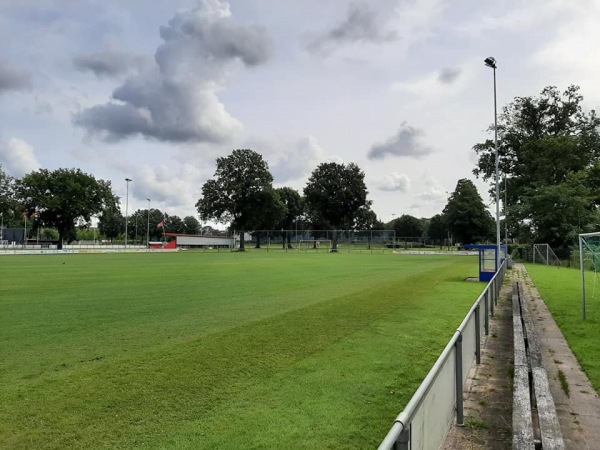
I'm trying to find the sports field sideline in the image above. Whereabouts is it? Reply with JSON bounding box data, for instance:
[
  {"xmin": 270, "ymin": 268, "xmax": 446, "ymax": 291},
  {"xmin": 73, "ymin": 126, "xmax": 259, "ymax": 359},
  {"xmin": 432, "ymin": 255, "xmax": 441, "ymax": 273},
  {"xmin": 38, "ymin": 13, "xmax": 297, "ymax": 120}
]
[{"xmin": 1, "ymin": 252, "xmax": 483, "ymax": 449}]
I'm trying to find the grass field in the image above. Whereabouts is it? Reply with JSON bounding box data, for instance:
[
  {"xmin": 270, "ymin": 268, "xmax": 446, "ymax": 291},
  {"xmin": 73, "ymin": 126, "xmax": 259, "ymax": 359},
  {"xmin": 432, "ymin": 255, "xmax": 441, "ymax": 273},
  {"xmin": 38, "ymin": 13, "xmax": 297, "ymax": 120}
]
[
  {"xmin": 525, "ymin": 264, "xmax": 600, "ymax": 393},
  {"xmin": 1, "ymin": 252, "xmax": 482, "ymax": 449}
]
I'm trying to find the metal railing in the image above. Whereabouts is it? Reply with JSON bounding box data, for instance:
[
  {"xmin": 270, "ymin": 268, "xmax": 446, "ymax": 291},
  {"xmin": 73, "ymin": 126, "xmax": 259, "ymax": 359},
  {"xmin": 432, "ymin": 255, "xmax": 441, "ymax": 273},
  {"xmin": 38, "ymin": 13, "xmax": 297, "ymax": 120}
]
[{"xmin": 378, "ymin": 260, "xmax": 507, "ymax": 450}]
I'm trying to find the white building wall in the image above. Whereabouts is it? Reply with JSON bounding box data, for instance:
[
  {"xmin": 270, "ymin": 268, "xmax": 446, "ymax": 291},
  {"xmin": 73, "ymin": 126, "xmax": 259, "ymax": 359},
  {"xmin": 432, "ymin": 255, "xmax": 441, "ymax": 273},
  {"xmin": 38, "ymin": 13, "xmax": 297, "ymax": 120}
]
[{"xmin": 176, "ymin": 235, "xmax": 232, "ymax": 247}]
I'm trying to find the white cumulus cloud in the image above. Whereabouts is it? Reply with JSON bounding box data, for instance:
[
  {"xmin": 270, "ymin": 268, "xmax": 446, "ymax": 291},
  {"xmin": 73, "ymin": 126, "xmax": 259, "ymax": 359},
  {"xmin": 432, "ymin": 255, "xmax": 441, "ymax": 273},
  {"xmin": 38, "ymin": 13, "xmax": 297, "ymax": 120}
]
[
  {"xmin": 373, "ymin": 172, "xmax": 411, "ymax": 192},
  {"xmin": 74, "ymin": 0, "xmax": 273, "ymax": 144},
  {"xmin": 0, "ymin": 138, "xmax": 41, "ymax": 177}
]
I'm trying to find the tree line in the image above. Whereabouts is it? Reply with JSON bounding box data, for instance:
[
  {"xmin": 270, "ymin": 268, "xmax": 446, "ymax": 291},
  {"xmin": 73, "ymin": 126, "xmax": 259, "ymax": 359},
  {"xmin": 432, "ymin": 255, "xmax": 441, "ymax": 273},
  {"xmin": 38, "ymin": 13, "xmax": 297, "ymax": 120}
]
[
  {"xmin": 2, "ymin": 85, "xmax": 596, "ymax": 255},
  {"xmin": 0, "ymin": 152, "xmax": 517, "ymax": 252},
  {"xmin": 196, "ymin": 149, "xmax": 377, "ymax": 251},
  {"xmin": 0, "ymin": 167, "xmax": 204, "ymax": 249}
]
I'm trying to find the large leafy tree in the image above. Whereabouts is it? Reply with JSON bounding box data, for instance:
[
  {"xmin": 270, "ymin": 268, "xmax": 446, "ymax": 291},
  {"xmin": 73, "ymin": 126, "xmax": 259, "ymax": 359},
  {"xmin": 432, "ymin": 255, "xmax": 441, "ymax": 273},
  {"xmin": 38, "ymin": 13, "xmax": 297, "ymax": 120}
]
[
  {"xmin": 98, "ymin": 201, "xmax": 123, "ymax": 241},
  {"xmin": 0, "ymin": 165, "xmax": 22, "ymax": 229},
  {"xmin": 165, "ymin": 214, "xmax": 185, "ymax": 234},
  {"xmin": 393, "ymin": 214, "xmax": 423, "ymax": 238},
  {"xmin": 515, "ymin": 172, "xmax": 598, "ymax": 253},
  {"xmin": 183, "ymin": 216, "xmax": 200, "ymax": 235},
  {"xmin": 274, "ymin": 187, "xmax": 304, "ymax": 248},
  {"xmin": 473, "ymin": 85, "xmax": 600, "ymax": 254},
  {"xmin": 126, "ymin": 210, "xmax": 145, "ymax": 243},
  {"xmin": 427, "ymin": 214, "xmax": 448, "ymax": 248},
  {"xmin": 354, "ymin": 206, "xmax": 379, "ymax": 231},
  {"xmin": 304, "ymin": 162, "xmax": 370, "ymax": 251},
  {"xmin": 17, "ymin": 168, "xmax": 116, "ymax": 249},
  {"xmin": 249, "ymin": 188, "xmax": 286, "ymax": 248},
  {"xmin": 443, "ymin": 179, "xmax": 494, "ymax": 245},
  {"xmin": 196, "ymin": 149, "xmax": 276, "ymax": 251}
]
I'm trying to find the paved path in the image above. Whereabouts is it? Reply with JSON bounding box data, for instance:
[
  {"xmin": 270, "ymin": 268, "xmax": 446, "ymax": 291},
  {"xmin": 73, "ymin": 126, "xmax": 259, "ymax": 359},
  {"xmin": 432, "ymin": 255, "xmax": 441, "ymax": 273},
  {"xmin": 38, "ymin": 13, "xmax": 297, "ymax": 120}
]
[
  {"xmin": 444, "ymin": 264, "xmax": 600, "ymax": 449},
  {"xmin": 442, "ymin": 275, "xmax": 513, "ymax": 450}
]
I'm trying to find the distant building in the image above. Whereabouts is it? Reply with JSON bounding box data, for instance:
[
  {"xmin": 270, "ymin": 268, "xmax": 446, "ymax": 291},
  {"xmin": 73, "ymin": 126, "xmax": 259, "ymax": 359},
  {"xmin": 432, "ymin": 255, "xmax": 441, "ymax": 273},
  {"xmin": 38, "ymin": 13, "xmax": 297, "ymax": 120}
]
[
  {"xmin": 150, "ymin": 233, "xmax": 234, "ymax": 250},
  {"xmin": 1, "ymin": 228, "xmax": 26, "ymax": 245}
]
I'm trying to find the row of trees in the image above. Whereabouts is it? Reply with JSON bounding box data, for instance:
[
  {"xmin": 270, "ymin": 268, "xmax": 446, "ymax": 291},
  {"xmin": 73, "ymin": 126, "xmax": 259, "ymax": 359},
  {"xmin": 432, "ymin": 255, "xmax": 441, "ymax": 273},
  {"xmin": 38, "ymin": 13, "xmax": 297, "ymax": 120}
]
[
  {"xmin": 196, "ymin": 149, "xmax": 379, "ymax": 251},
  {"xmin": 195, "ymin": 149, "xmax": 496, "ymax": 251},
  {"xmin": 7, "ymin": 85, "xmax": 594, "ymax": 255},
  {"xmin": 1, "ymin": 168, "xmax": 115, "ymax": 248},
  {"xmin": 385, "ymin": 179, "xmax": 495, "ymax": 246},
  {"xmin": 0, "ymin": 167, "xmax": 205, "ymax": 248},
  {"xmin": 97, "ymin": 205, "xmax": 203, "ymax": 243},
  {"xmin": 0, "ymin": 153, "xmax": 495, "ymax": 252}
]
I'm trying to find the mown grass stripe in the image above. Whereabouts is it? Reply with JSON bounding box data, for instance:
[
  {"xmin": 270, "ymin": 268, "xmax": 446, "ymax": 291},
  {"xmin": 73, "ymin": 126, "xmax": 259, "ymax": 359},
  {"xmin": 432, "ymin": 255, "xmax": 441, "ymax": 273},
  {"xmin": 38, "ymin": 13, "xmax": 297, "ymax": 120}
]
[{"xmin": 1, "ymin": 252, "xmax": 480, "ymax": 449}]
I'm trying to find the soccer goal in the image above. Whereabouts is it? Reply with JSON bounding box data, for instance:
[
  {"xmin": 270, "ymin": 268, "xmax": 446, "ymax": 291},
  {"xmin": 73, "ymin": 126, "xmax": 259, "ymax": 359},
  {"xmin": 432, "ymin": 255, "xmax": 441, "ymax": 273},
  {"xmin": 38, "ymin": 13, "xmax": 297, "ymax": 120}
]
[
  {"xmin": 579, "ymin": 232, "xmax": 600, "ymax": 319},
  {"xmin": 533, "ymin": 244, "xmax": 561, "ymax": 266},
  {"xmin": 298, "ymin": 240, "xmax": 332, "ymax": 251}
]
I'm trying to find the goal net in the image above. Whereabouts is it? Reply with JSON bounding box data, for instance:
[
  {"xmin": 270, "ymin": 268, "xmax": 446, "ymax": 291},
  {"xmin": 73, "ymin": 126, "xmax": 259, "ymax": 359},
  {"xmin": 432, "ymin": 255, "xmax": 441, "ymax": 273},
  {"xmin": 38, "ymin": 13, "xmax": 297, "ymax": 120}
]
[
  {"xmin": 533, "ymin": 244, "xmax": 561, "ymax": 266},
  {"xmin": 579, "ymin": 232, "xmax": 600, "ymax": 319},
  {"xmin": 298, "ymin": 240, "xmax": 332, "ymax": 251}
]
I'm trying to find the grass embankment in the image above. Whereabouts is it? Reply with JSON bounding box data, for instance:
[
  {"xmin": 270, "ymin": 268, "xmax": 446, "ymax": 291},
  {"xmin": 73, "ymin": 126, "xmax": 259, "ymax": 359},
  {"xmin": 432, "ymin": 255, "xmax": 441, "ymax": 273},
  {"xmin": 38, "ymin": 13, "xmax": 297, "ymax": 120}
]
[
  {"xmin": 0, "ymin": 252, "xmax": 481, "ymax": 449},
  {"xmin": 526, "ymin": 264, "xmax": 600, "ymax": 392}
]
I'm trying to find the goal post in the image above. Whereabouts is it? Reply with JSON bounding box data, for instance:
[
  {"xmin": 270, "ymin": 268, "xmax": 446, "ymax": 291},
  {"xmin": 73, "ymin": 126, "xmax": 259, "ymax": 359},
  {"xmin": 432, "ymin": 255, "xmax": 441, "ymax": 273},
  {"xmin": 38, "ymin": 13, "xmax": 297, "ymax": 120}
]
[
  {"xmin": 533, "ymin": 244, "xmax": 560, "ymax": 266},
  {"xmin": 578, "ymin": 232, "xmax": 600, "ymax": 320}
]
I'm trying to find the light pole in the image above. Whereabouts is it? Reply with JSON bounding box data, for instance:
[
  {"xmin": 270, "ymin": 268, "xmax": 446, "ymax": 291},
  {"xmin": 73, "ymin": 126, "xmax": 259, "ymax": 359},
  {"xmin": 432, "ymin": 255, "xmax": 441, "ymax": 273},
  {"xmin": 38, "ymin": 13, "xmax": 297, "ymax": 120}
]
[
  {"xmin": 504, "ymin": 176, "xmax": 508, "ymax": 246},
  {"xmin": 485, "ymin": 56, "xmax": 501, "ymax": 271},
  {"xmin": 445, "ymin": 191, "xmax": 451, "ymax": 250},
  {"xmin": 146, "ymin": 198, "xmax": 150, "ymax": 248},
  {"xmin": 391, "ymin": 213, "xmax": 397, "ymax": 247},
  {"xmin": 125, "ymin": 178, "xmax": 132, "ymax": 249}
]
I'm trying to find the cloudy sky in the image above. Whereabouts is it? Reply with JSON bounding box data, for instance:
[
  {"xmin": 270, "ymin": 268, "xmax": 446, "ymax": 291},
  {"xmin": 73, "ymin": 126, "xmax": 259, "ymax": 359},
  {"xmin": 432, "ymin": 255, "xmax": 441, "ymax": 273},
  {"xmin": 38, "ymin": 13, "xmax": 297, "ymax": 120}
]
[{"xmin": 1, "ymin": 0, "xmax": 599, "ymax": 225}]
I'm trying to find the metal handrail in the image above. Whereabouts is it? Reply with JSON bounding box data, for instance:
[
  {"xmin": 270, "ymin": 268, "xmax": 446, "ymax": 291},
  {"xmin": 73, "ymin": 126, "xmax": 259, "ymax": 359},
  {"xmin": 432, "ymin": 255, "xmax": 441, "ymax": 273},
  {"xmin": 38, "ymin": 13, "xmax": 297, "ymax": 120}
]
[{"xmin": 378, "ymin": 260, "xmax": 507, "ymax": 450}]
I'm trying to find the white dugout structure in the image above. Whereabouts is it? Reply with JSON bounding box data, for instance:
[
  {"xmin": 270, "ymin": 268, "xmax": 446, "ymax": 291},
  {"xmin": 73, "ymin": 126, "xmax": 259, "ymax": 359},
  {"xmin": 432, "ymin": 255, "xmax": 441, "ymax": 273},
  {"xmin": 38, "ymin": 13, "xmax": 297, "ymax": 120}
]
[{"xmin": 173, "ymin": 234, "xmax": 234, "ymax": 249}]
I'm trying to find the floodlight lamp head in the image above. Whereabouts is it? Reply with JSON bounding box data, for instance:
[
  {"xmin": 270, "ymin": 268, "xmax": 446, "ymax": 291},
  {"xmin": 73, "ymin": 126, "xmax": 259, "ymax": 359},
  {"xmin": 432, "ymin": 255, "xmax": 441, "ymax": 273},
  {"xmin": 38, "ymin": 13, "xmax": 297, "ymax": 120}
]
[
  {"xmin": 125, "ymin": 178, "xmax": 132, "ymax": 182},
  {"xmin": 484, "ymin": 57, "xmax": 497, "ymax": 69}
]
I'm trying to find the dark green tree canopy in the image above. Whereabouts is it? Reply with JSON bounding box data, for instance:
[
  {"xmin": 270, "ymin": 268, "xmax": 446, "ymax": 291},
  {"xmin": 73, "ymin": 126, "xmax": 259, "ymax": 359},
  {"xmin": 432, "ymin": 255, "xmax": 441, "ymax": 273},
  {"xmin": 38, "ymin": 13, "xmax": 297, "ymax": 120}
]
[
  {"xmin": 473, "ymin": 85, "xmax": 600, "ymax": 253},
  {"xmin": 248, "ymin": 187, "xmax": 286, "ymax": 248},
  {"xmin": 17, "ymin": 168, "xmax": 116, "ymax": 249},
  {"xmin": 303, "ymin": 162, "xmax": 370, "ymax": 230},
  {"xmin": 474, "ymin": 85, "xmax": 600, "ymax": 187},
  {"xmin": 393, "ymin": 214, "xmax": 423, "ymax": 238},
  {"xmin": 98, "ymin": 201, "xmax": 123, "ymax": 241},
  {"xmin": 427, "ymin": 214, "xmax": 447, "ymax": 245},
  {"xmin": 271, "ymin": 187, "xmax": 304, "ymax": 248},
  {"xmin": 183, "ymin": 216, "xmax": 200, "ymax": 235},
  {"xmin": 274, "ymin": 187, "xmax": 304, "ymax": 231},
  {"xmin": 443, "ymin": 179, "xmax": 494, "ymax": 245},
  {"xmin": 196, "ymin": 149, "xmax": 276, "ymax": 251},
  {"xmin": 354, "ymin": 206, "xmax": 379, "ymax": 230},
  {"xmin": 165, "ymin": 214, "xmax": 185, "ymax": 234},
  {"xmin": 304, "ymin": 162, "xmax": 371, "ymax": 250},
  {"xmin": 0, "ymin": 165, "xmax": 22, "ymax": 228}
]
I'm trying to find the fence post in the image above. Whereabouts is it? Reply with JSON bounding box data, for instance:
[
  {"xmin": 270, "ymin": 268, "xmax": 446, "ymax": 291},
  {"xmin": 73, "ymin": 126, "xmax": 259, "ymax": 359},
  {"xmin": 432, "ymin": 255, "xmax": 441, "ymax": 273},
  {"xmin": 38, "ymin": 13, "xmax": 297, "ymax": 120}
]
[
  {"xmin": 484, "ymin": 290, "xmax": 489, "ymax": 335},
  {"xmin": 455, "ymin": 332, "xmax": 464, "ymax": 426},
  {"xmin": 398, "ymin": 425, "xmax": 410, "ymax": 450},
  {"xmin": 495, "ymin": 276, "xmax": 500, "ymax": 304},
  {"xmin": 475, "ymin": 305, "xmax": 481, "ymax": 365},
  {"xmin": 490, "ymin": 283, "xmax": 495, "ymax": 317}
]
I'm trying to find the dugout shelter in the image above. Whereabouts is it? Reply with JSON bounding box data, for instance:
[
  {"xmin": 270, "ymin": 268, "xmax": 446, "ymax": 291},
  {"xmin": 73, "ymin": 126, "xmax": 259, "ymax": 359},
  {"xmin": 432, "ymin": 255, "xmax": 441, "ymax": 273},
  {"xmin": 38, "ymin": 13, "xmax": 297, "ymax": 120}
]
[{"xmin": 464, "ymin": 244, "xmax": 507, "ymax": 282}]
